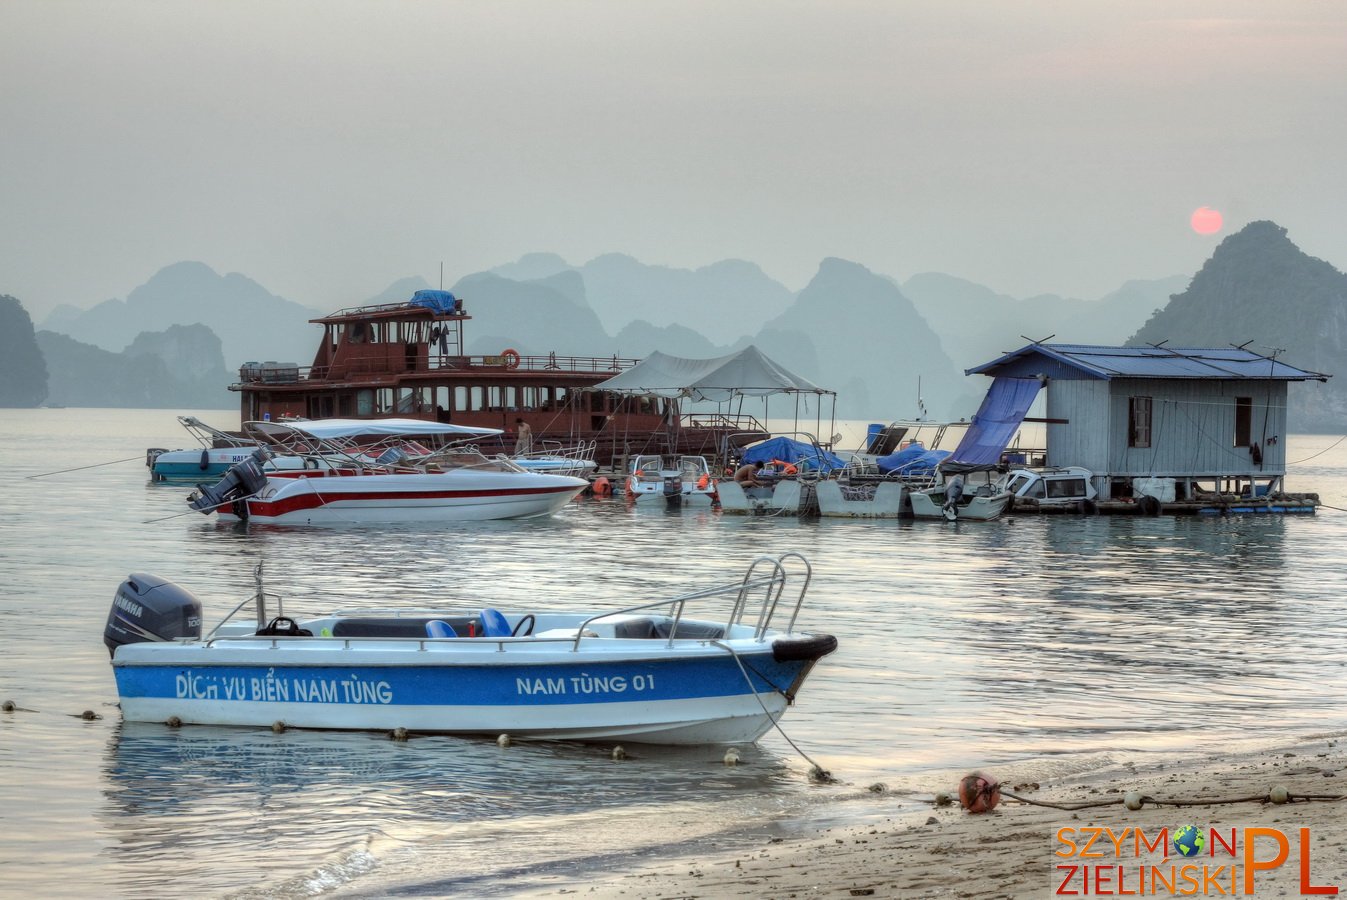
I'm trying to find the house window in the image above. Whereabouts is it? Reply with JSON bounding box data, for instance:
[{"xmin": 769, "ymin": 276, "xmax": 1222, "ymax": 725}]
[
  {"xmin": 1128, "ymin": 396, "xmax": 1152, "ymax": 448},
  {"xmin": 1234, "ymin": 397, "xmax": 1252, "ymax": 446}
]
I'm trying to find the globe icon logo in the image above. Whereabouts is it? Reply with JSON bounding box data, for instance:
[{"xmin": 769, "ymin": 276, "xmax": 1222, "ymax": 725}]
[{"xmin": 1173, "ymin": 825, "xmax": 1206, "ymax": 858}]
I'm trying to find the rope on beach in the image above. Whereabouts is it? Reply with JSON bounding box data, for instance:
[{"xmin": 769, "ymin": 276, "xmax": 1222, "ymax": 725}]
[
  {"xmin": 712, "ymin": 640, "xmax": 837, "ymax": 784},
  {"xmin": 996, "ymin": 789, "xmax": 1347, "ymax": 811}
]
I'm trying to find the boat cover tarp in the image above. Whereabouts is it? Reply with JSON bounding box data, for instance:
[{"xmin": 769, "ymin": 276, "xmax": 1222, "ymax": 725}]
[
  {"xmin": 878, "ymin": 446, "xmax": 950, "ymax": 475},
  {"xmin": 248, "ymin": 418, "xmax": 502, "ymax": 441},
  {"xmin": 741, "ymin": 436, "xmax": 846, "ymax": 472},
  {"xmin": 940, "ymin": 376, "xmax": 1043, "ymax": 474},
  {"xmin": 590, "ymin": 346, "xmax": 832, "ymax": 401},
  {"xmin": 409, "ymin": 290, "xmax": 460, "ymax": 314},
  {"xmin": 876, "ymin": 443, "xmax": 929, "ymax": 474}
]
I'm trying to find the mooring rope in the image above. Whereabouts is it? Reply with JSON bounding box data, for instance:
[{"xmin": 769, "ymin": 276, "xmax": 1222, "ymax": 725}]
[
  {"xmin": 712, "ymin": 639, "xmax": 835, "ymax": 782},
  {"xmin": 26, "ymin": 456, "xmax": 144, "ymax": 479},
  {"xmin": 995, "ymin": 789, "xmax": 1347, "ymax": 811}
]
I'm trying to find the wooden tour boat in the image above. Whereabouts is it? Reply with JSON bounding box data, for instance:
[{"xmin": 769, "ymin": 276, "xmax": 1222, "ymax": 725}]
[{"xmin": 229, "ymin": 289, "xmax": 767, "ymax": 468}]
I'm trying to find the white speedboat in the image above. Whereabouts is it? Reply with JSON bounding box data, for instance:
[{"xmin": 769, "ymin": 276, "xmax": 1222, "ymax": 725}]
[
  {"xmin": 186, "ymin": 419, "xmax": 587, "ymax": 525},
  {"xmin": 103, "ymin": 556, "xmax": 837, "ymax": 745},
  {"xmin": 624, "ymin": 454, "xmax": 718, "ymax": 506}
]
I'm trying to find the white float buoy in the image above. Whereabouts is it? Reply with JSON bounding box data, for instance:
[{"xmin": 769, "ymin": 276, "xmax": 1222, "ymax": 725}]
[
  {"xmin": 1124, "ymin": 791, "xmax": 1143, "ymax": 811},
  {"xmin": 497, "ymin": 733, "xmax": 511, "ymax": 749},
  {"xmin": 612, "ymin": 745, "xmax": 626, "ymax": 761},
  {"xmin": 1270, "ymin": 785, "xmax": 1290, "ymax": 805},
  {"xmin": 724, "ymin": 747, "xmax": 741, "ymax": 766}
]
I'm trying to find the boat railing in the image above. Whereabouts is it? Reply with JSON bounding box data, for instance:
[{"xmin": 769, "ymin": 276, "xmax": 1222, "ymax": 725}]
[
  {"xmin": 236, "ymin": 353, "xmax": 641, "ymax": 385},
  {"xmin": 203, "ymin": 555, "xmax": 812, "ymax": 651},
  {"xmin": 575, "ymin": 552, "xmax": 811, "ymax": 648}
]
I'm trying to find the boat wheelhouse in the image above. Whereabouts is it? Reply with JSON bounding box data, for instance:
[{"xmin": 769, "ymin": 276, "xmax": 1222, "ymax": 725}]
[{"xmin": 229, "ymin": 289, "xmax": 766, "ymax": 468}]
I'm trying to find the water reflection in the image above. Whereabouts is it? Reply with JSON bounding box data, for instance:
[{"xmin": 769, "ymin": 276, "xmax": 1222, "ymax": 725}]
[{"xmin": 99, "ymin": 723, "xmax": 802, "ymax": 897}]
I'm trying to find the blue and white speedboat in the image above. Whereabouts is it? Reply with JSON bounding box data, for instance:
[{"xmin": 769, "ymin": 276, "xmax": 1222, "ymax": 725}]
[
  {"xmin": 147, "ymin": 416, "xmax": 259, "ymax": 483},
  {"xmin": 104, "ymin": 556, "xmax": 836, "ymax": 745}
]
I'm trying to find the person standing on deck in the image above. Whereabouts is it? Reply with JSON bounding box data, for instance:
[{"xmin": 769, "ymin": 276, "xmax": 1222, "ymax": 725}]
[{"xmin": 514, "ymin": 418, "xmax": 533, "ymax": 455}]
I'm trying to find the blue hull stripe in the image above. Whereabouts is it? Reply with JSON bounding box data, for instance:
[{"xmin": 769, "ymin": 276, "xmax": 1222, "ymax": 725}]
[{"xmin": 115, "ymin": 654, "xmax": 806, "ymax": 708}]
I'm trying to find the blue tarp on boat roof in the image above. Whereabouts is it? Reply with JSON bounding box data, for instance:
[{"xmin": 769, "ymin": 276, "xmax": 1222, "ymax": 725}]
[
  {"xmin": 875, "ymin": 443, "xmax": 928, "ymax": 474},
  {"xmin": 741, "ymin": 436, "xmax": 846, "ymax": 473},
  {"xmin": 940, "ymin": 376, "xmax": 1043, "ymax": 474},
  {"xmin": 409, "ymin": 290, "xmax": 460, "ymax": 314}
]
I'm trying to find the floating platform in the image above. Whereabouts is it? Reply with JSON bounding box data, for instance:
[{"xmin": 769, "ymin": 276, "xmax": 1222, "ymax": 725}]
[{"xmin": 1012, "ymin": 493, "xmax": 1320, "ymax": 516}]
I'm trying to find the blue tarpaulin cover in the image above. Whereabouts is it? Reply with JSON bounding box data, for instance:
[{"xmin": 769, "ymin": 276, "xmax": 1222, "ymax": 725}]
[
  {"xmin": 941, "ymin": 376, "xmax": 1043, "ymax": 473},
  {"xmin": 741, "ymin": 436, "xmax": 846, "ymax": 473},
  {"xmin": 877, "ymin": 445, "xmax": 950, "ymax": 475},
  {"xmin": 409, "ymin": 290, "xmax": 460, "ymax": 314}
]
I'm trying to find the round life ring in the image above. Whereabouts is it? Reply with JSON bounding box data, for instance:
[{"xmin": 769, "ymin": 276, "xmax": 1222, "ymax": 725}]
[{"xmin": 501, "ymin": 348, "xmax": 521, "ymax": 369}]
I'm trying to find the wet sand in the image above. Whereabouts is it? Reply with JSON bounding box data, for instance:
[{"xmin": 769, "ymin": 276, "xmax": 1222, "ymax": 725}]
[{"xmin": 545, "ymin": 732, "xmax": 1347, "ymax": 899}]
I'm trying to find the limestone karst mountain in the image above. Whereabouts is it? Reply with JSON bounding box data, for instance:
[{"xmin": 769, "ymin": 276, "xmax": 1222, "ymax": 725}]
[{"xmin": 1127, "ymin": 221, "xmax": 1344, "ymax": 431}]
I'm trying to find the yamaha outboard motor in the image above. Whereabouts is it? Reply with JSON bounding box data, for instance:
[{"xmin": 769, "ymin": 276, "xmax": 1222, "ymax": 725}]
[
  {"xmin": 104, "ymin": 573, "xmax": 203, "ymax": 658},
  {"xmin": 188, "ymin": 448, "xmax": 270, "ymax": 514}
]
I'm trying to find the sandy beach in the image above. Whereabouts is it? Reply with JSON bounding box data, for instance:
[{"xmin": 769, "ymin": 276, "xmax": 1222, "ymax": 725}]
[{"xmin": 543, "ymin": 731, "xmax": 1347, "ymax": 899}]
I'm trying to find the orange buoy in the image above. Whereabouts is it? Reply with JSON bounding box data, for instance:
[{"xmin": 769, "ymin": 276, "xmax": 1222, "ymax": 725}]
[
  {"xmin": 958, "ymin": 773, "xmax": 1001, "ymax": 813},
  {"xmin": 501, "ymin": 348, "xmax": 521, "ymax": 369},
  {"xmin": 592, "ymin": 476, "xmax": 611, "ymax": 496},
  {"xmin": 772, "ymin": 459, "xmax": 799, "ymax": 476},
  {"xmin": 697, "ymin": 473, "xmax": 711, "ymax": 490}
]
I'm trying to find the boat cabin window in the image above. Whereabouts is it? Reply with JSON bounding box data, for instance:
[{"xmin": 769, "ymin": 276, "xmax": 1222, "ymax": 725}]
[
  {"xmin": 1046, "ymin": 478, "xmax": 1087, "ymax": 499},
  {"xmin": 1234, "ymin": 396, "xmax": 1252, "ymax": 447},
  {"xmin": 1005, "ymin": 473, "xmax": 1033, "ymax": 495},
  {"xmin": 356, "ymin": 389, "xmax": 376, "ymax": 416},
  {"xmin": 1022, "ymin": 477, "xmax": 1046, "ymax": 499},
  {"xmin": 1128, "ymin": 396, "xmax": 1152, "ymax": 448},
  {"xmin": 395, "ymin": 387, "xmax": 418, "ymax": 413}
]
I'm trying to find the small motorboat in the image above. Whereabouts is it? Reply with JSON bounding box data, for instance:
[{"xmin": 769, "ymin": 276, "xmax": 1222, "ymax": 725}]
[
  {"xmin": 512, "ymin": 440, "xmax": 599, "ymax": 478},
  {"xmin": 624, "ymin": 454, "xmax": 718, "ymax": 506},
  {"xmin": 908, "ymin": 478, "xmax": 1011, "ymax": 521},
  {"xmin": 187, "ymin": 419, "xmax": 588, "ymax": 525},
  {"xmin": 103, "ymin": 556, "xmax": 837, "ymax": 745},
  {"xmin": 147, "ymin": 416, "xmax": 260, "ymax": 483}
]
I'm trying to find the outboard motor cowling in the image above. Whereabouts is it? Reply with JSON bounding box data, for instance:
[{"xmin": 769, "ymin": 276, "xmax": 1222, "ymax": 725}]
[
  {"xmin": 189, "ymin": 448, "xmax": 270, "ymax": 514},
  {"xmin": 104, "ymin": 573, "xmax": 204, "ymax": 658}
]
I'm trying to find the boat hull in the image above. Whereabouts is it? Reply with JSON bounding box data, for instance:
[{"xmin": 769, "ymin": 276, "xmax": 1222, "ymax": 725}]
[
  {"xmin": 909, "ymin": 490, "xmax": 1010, "ymax": 521},
  {"xmin": 112, "ymin": 640, "xmax": 826, "ymax": 744},
  {"xmin": 815, "ymin": 480, "xmax": 906, "ymax": 518},
  {"xmin": 151, "ymin": 448, "xmax": 259, "ymax": 483},
  {"xmin": 213, "ymin": 471, "xmax": 588, "ymax": 524}
]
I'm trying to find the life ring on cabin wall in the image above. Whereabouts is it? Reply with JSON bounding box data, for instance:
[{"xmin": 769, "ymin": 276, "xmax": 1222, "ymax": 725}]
[{"xmin": 501, "ymin": 348, "xmax": 521, "ymax": 370}]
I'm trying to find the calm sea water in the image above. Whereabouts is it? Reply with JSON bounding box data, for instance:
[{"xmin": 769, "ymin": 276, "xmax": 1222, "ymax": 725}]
[{"xmin": 3, "ymin": 409, "xmax": 1347, "ymax": 898}]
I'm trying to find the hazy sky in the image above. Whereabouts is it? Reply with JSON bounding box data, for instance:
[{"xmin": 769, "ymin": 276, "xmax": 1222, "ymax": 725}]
[{"xmin": 3, "ymin": 1, "xmax": 1344, "ymax": 321}]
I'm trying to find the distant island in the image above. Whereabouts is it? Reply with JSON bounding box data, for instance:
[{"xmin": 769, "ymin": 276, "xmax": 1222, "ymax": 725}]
[{"xmin": 3, "ymin": 220, "xmax": 1343, "ymax": 431}]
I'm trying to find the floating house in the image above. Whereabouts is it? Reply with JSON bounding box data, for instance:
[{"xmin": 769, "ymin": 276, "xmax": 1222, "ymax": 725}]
[{"xmin": 954, "ymin": 343, "xmax": 1329, "ymax": 507}]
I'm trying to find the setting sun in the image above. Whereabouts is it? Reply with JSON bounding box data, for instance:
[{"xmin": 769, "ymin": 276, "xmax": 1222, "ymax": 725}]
[{"xmin": 1191, "ymin": 206, "xmax": 1224, "ymax": 235}]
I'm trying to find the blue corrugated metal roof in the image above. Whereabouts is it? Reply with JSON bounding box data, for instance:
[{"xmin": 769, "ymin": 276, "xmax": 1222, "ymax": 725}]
[{"xmin": 967, "ymin": 344, "xmax": 1329, "ymax": 381}]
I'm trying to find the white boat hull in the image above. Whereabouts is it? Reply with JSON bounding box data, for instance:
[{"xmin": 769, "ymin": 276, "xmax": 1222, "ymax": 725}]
[
  {"xmin": 909, "ymin": 489, "xmax": 1011, "ymax": 521},
  {"xmin": 211, "ymin": 470, "xmax": 588, "ymax": 524},
  {"xmin": 816, "ymin": 480, "xmax": 906, "ymax": 518}
]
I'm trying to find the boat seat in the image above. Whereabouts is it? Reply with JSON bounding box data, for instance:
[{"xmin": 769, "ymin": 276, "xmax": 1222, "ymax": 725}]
[
  {"xmin": 425, "ymin": 620, "xmax": 457, "ymax": 638},
  {"xmin": 608, "ymin": 616, "xmax": 727, "ymax": 640},
  {"xmin": 480, "ymin": 608, "xmax": 512, "ymax": 638},
  {"xmin": 331, "ymin": 616, "xmax": 479, "ymax": 638}
]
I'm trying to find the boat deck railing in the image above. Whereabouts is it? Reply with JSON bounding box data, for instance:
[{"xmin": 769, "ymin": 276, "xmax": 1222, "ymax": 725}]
[
  {"xmin": 236, "ymin": 352, "xmax": 640, "ymax": 386},
  {"xmin": 576, "ymin": 552, "xmax": 811, "ymax": 647},
  {"xmin": 201, "ymin": 555, "xmax": 813, "ymax": 652}
]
